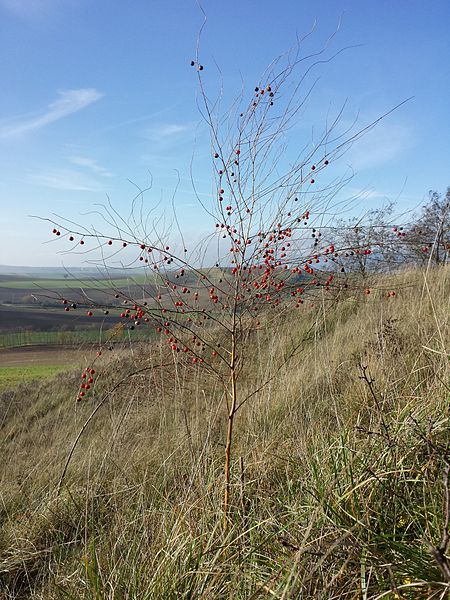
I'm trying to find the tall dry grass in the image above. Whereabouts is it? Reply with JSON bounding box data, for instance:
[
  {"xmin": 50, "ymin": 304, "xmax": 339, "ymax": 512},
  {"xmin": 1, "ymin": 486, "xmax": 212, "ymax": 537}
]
[{"xmin": 0, "ymin": 266, "xmax": 448, "ymax": 598}]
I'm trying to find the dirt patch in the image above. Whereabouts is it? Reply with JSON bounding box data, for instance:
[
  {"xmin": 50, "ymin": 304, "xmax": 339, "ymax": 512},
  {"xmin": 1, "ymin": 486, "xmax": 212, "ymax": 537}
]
[{"xmin": 0, "ymin": 345, "xmax": 88, "ymax": 368}]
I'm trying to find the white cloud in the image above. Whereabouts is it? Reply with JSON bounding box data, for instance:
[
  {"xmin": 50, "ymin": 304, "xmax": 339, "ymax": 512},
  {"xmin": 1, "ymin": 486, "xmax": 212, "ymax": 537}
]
[
  {"xmin": 344, "ymin": 122, "xmax": 414, "ymax": 171},
  {"xmin": 28, "ymin": 168, "xmax": 104, "ymax": 192},
  {"xmin": 158, "ymin": 124, "xmax": 189, "ymax": 136},
  {"xmin": 344, "ymin": 186, "xmax": 391, "ymax": 201},
  {"xmin": 0, "ymin": 89, "xmax": 103, "ymax": 139},
  {"xmin": 69, "ymin": 156, "xmax": 112, "ymax": 177},
  {"xmin": 143, "ymin": 122, "xmax": 191, "ymax": 141}
]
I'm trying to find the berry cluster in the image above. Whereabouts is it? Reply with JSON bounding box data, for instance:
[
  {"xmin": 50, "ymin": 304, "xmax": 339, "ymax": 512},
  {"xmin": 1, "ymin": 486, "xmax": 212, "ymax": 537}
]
[{"xmin": 77, "ymin": 367, "xmax": 96, "ymax": 401}]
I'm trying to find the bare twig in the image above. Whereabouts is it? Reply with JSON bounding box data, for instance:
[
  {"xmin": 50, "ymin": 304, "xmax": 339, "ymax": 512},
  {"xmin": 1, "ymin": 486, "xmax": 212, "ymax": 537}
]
[{"xmin": 57, "ymin": 362, "xmax": 174, "ymax": 496}]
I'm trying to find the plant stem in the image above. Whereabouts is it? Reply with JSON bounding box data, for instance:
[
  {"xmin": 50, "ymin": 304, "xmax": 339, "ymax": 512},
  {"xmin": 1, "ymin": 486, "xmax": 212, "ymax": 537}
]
[{"xmin": 223, "ymin": 333, "xmax": 237, "ymax": 533}]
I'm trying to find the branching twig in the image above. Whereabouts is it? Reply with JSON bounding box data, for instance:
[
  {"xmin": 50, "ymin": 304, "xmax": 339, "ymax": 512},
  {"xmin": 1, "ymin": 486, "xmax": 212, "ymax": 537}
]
[
  {"xmin": 57, "ymin": 362, "xmax": 174, "ymax": 496},
  {"xmin": 359, "ymin": 363, "xmax": 392, "ymax": 445}
]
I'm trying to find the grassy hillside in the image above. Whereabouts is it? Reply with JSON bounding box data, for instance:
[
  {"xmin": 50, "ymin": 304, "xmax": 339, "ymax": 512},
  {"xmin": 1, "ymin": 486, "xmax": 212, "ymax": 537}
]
[{"xmin": 0, "ymin": 267, "xmax": 448, "ymax": 599}]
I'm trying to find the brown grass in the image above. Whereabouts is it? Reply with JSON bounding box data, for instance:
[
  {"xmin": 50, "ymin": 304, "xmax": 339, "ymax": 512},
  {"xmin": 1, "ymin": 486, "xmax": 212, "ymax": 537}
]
[{"xmin": 0, "ymin": 266, "xmax": 448, "ymax": 599}]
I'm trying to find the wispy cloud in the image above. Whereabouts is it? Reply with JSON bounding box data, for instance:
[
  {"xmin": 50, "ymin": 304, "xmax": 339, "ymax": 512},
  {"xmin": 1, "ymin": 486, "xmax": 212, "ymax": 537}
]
[
  {"xmin": 0, "ymin": 89, "xmax": 103, "ymax": 139},
  {"xmin": 69, "ymin": 156, "xmax": 112, "ymax": 177},
  {"xmin": 345, "ymin": 122, "xmax": 415, "ymax": 171},
  {"xmin": 87, "ymin": 102, "xmax": 184, "ymax": 138},
  {"xmin": 28, "ymin": 168, "xmax": 104, "ymax": 192},
  {"xmin": 345, "ymin": 186, "xmax": 391, "ymax": 201},
  {"xmin": 143, "ymin": 122, "xmax": 191, "ymax": 142}
]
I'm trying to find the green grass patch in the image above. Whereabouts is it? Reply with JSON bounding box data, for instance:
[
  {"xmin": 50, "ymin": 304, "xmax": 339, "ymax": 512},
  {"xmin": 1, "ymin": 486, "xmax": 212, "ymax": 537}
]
[{"xmin": 0, "ymin": 365, "xmax": 69, "ymax": 391}]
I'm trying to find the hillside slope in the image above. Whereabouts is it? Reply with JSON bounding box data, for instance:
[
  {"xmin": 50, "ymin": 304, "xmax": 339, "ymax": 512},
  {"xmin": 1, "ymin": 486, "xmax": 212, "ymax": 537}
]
[{"xmin": 0, "ymin": 267, "xmax": 449, "ymax": 599}]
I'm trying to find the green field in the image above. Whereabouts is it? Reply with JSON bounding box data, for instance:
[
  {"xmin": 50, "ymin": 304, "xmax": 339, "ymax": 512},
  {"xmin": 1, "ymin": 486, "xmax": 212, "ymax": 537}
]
[
  {"xmin": 0, "ymin": 365, "xmax": 70, "ymax": 391},
  {"xmin": 0, "ymin": 328, "xmax": 152, "ymax": 348},
  {"xmin": 0, "ymin": 275, "xmax": 154, "ymax": 289}
]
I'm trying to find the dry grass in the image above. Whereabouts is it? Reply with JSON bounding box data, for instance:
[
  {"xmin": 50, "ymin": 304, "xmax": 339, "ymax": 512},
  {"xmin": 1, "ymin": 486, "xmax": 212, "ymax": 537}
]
[{"xmin": 0, "ymin": 266, "xmax": 448, "ymax": 599}]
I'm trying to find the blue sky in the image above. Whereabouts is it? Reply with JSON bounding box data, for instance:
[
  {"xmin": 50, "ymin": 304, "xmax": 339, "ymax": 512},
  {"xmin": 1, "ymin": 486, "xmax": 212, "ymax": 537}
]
[{"xmin": 0, "ymin": 0, "xmax": 448, "ymax": 266}]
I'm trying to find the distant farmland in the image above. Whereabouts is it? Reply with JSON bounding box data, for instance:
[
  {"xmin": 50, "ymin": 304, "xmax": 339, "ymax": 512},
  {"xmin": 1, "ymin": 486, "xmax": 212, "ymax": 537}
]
[
  {"xmin": 0, "ymin": 271, "xmax": 159, "ymax": 350},
  {"xmin": 0, "ymin": 268, "xmax": 229, "ymax": 350},
  {"xmin": 0, "ymin": 274, "xmax": 153, "ymax": 289},
  {"xmin": 0, "ymin": 328, "xmax": 151, "ymax": 349},
  {"xmin": 0, "ymin": 271, "xmax": 163, "ymax": 308},
  {"xmin": 0, "ymin": 305, "xmax": 122, "ymax": 332}
]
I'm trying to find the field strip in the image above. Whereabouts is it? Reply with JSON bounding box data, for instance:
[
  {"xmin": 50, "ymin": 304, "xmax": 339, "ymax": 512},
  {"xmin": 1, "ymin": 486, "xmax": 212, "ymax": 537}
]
[
  {"xmin": 0, "ymin": 345, "xmax": 85, "ymax": 367},
  {"xmin": 0, "ymin": 275, "xmax": 155, "ymax": 289}
]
